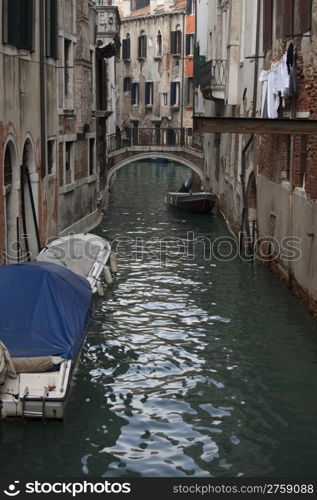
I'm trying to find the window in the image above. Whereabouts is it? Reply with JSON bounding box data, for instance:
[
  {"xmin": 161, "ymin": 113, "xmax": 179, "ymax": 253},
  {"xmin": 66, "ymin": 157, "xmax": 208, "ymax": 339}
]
[
  {"xmin": 185, "ymin": 77, "xmax": 193, "ymax": 106},
  {"xmin": 170, "ymin": 81, "xmax": 180, "ymax": 106},
  {"xmin": 3, "ymin": 0, "xmax": 34, "ymax": 51},
  {"xmin": 145, "ymin": 82, "xmax": 154, "ymax": 106},
  {"xmin": 171, "ymin": 26, "xmax": 182, "ymax": 56},
  {"xmin": 186, "ymin": 34, "xmax": 194, "ymax": 56},
  {"xmin": 131, "ymin": 83, "xmax": 139, "ymax": 105},
  {"xmin": 186, "ymin": 0, "xmax": 195, "ymax": 14},
  {"xmin": 131, "ymin": 0, "xmax": 150, "ymax": 10},
  {"xmin": 46, "ymin": 0, "xmax": 58, "ymax": 58},
  {"xmin": 162, "ymin": 93, "xmax": 168, "ymax": 106},
  {"xmin": 47, "ymin": 140, "xmax": 56, "ymax": 176},
  {"xmin": 122, "ymin": 33, "xmax": 131, "ymax": 61},
  {"xmin": 276, "ymin": 0, "xmax": 312, "ymax": 40},
  {"xmin": 97, "ymin": 53, "xmax": 107, "ymax": 110},
  {"xmin": 89, "ymin": 138, "xmax": 95, "ymax": 176},
  {"xmin": 262, "ymin": 0, "xmax": 272, "ymax": 51},
  {"xmin": 157, "ymin": 30, "xmax": 162, "ymax": 56},
  {"xmin": 123, "ymin": 77, "xmax": 132, "ymax": 92},
  {"xmin": 65, "ymin": 142, "xmax": 74, "ymax": 185},
  {"xmin": 138, "ymin": 31, "xmax": 147, "ymax": 59},
  {"xmin": 64, "ymin": 39, "xmax": 74, "ymax": 108},
  {"xmin": 4, "ymin": 146, "xmax": 13, "ymax": 186}
]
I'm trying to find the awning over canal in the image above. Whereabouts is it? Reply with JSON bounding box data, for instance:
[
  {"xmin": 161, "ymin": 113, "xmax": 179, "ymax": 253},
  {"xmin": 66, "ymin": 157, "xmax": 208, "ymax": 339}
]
[{"xmin": 0, "ymin": 262, "xmax": 92, "ymax": 359}]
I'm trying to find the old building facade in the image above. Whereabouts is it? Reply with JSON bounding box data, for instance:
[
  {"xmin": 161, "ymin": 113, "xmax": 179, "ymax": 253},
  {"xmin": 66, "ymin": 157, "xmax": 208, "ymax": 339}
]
[
  {"xmin": 0, "ymin": 0, "xmax": 120, "ymax": 263},
  {"xmin": 116, "ymin": 0, "xmax": 193, "ymax": 142},
  {"xmin": 195, "ymin": 0, "xmax": 317, "ymax": 316}
]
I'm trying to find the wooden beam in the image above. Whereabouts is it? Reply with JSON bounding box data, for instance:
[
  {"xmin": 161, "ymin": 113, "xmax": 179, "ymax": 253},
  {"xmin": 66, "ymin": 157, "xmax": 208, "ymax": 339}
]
[{"xmin": 193, "ymin": 117, "xmax": 317, "ymax": 135}]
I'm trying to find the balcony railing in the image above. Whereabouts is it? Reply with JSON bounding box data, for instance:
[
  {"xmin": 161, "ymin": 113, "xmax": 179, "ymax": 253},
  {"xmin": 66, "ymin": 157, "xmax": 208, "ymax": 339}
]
[
  {"xmin": 107, "ymin": 128, "xmax": 203, "ymax": 154},
  {"xmin": 199, "ymin": 59, "xmax": 227, "ymax": 99}
]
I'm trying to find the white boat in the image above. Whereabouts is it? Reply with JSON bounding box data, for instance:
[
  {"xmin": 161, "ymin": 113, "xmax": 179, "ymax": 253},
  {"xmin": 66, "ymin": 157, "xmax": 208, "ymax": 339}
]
[{"xmin": 0, "ymin": 233, "xmax": 116, "ymax": 421}]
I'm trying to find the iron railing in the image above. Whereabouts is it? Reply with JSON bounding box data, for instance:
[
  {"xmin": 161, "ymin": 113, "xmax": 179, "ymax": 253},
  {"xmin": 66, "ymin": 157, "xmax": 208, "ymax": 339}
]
[
  {"xmin": 199, "ymin": 59, "xmax": 227, "ymax": 90},
  {"xmin": 107, "ymin": 128, "xmax": 204, "ymax": 154}
]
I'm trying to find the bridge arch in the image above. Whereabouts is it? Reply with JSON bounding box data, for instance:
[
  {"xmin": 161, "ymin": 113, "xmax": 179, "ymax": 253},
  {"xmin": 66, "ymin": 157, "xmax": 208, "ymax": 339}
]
[{"xmin": 107, "ymin": 152, "xmax": 203, "ymax": 187}]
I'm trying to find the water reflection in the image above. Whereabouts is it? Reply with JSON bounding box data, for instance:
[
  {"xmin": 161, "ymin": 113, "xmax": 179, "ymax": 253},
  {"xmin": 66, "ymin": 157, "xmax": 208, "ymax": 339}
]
[{"xmin": 1, "ymin": 162, "xmax": 317, "ymax": 478}]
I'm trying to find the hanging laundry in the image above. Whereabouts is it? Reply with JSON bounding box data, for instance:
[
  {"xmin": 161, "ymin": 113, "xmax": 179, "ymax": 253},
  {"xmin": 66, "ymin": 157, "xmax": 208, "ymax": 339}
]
[
  {"xmin": 289, "ymin": 50, "xmax": 298, "ymax": 96},
  {"xmin": 259, "ymin": 70, "xmax": 268, "ymax": 118},
  {"xmin": 286, "ymin": 42, "xmax": 294, "ymax": 74},
  {"xmin": 259, "ymin": 51, "xmax": 291, "ymax": 118}
]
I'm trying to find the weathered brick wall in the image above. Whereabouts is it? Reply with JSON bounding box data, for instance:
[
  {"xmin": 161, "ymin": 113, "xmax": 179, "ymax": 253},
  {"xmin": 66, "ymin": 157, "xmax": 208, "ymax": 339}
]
[{"xmin": 258, "ymin": 26, "xmax": 317, "ymax": 199}]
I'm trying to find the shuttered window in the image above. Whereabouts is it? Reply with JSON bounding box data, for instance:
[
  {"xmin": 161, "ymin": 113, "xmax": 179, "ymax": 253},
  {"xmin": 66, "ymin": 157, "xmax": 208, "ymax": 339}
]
[
  {"xmin": 3, "ymin": 0, "xmax": 34, "ymax": 51},
  {"xmin": 276, "ymin": 0, "xmax": 311, "ymax": 39},
  {"xmin": 294, "ymin": 0, "xmax": 312, "ymax": 35},
  {"xmin": 123, "ymin": 77, "xmax": 132, "ymax": 92},
  {"xmin": 171, "ymin": 29, "xmax": 182, "ymax": 55},
  {"xmin": 262, "ymin": 0, "xmax": 273, "ymax": 51},
  {"xmin": 122, "ymin": 35, "xmax": 131, "ymax": 60},
  {"xmin": 131, "ymin": 83, "xmax": 139, "ymax": 105},
  {"xmin": 138, "ymin": 33, "xmax": 147, "ymax": 59},
  {"xmin": 145, "ymin": 82, "xmax": 153, "ymax": 105},
  {"xmin": 170, "ymin": 82, "xmax": 180, "ymax": 106},
  {"xmin": 284, "ymin": 0, "xmax": 294, "ymax": 38},
  {"xmin": 186, "ymin": 0, "xmax": 195, "ymax": 14},
  {"xmin": 186, "ymin": 34, "xmax": 194, "ymax": 55},
  {"xmin": 46, "ymin": 0, "xmax": 58, "ymax": 59}
]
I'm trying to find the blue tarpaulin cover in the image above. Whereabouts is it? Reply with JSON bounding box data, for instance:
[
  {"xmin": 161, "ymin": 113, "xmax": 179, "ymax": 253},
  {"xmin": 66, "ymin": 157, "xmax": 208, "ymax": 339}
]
[{"xmin": 0, "ymin": 262, "xmax": 93, "ymax": 359}]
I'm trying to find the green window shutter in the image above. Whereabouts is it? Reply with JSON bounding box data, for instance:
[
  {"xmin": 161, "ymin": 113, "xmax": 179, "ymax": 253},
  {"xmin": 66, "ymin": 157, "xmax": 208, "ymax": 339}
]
[
  {"xmin": 122, "ymin": 39, "xmax": 127, "ymax": 59},
  {"xmin": 46, "ymin": 0, "xmax": 58, "ymax": 59},
  {"xmin": 3, "ymin": 0, "xmax": 34, "ymax": 50},
  {"xmin": 170, "ymin": 31, "xmax": 177, "ymax": 55}
]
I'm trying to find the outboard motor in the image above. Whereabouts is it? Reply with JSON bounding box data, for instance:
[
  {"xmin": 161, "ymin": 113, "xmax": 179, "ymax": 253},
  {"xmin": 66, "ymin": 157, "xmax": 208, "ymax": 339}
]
[{"xmin": 178, "ymin": 177, "xmax": 192, "ymax": 193}]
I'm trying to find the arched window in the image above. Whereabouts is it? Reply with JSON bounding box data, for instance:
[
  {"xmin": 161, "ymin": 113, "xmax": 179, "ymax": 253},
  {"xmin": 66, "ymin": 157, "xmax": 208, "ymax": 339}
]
[
  {"xmin": 157, "ymin": 30, "xmax": 162, "ymax": 57},
  {"xmin": 138, "ymin": 30, "xmax": 147, "ymax": 59}
]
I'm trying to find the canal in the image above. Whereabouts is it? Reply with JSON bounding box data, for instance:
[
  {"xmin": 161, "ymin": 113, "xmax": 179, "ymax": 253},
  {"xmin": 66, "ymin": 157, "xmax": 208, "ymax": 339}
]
[{"xmin": 1, "ymin": 161, "xmax": 317, "ymax": 478}]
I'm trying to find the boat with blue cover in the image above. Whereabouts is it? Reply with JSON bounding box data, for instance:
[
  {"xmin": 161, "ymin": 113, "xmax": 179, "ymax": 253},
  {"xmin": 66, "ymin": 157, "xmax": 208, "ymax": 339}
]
[{"xmin": 0, "ymin": 234, "xmax": 115, "ymax": 420}]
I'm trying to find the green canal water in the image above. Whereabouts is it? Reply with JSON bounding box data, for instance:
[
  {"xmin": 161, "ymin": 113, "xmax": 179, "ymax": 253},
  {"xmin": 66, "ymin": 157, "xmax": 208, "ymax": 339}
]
[{"xmin": 1, "ymin": 162, "xmax": 317, "ymax": 478}]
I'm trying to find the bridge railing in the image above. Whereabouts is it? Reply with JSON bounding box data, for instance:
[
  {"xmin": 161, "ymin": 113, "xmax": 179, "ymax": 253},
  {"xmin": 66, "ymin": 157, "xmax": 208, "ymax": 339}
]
[{"xmin": 107, "ymin": 128, "xmax": 204, "ymax": 154}]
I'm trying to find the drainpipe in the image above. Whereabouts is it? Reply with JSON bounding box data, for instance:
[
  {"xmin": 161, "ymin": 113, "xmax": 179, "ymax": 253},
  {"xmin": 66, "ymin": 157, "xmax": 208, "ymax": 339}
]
[
  {"xmin": 40, "ymin": 0, "xmax": 46, "ymax": 181},
  {"xmin": 240, "ymin": 0, "xmax": 260, "ymax": 245}
]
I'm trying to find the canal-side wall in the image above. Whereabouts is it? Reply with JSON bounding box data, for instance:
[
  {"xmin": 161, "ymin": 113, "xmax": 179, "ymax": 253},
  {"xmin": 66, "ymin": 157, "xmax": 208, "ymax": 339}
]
[{"xmin": 196, "ymin": 0, "xmax": 317, "ymax": 318}]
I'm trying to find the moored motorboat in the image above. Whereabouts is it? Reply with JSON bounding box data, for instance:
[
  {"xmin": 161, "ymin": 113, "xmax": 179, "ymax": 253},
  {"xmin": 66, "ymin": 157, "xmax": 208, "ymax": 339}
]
[
  {"xmin": 165, "ymin": 191, "xmax": 217, "ymax": 213},
  {"xmin": 0, "ymin": 233, "xmax": 116, "ymax": 420}
]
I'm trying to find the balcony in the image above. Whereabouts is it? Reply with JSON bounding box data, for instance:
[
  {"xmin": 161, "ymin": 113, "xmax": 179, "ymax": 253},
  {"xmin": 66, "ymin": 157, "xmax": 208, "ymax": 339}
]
[{"xmin": 199, "ymin": 59, "xmax": 227, "ymax": 101}]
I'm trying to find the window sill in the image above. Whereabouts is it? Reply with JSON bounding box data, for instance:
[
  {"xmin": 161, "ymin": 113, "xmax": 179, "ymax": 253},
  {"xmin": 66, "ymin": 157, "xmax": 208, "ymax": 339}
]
[
  {"xmin": 154, "ymin": 55, "xmax": 162, "ymax": 60},
  {"xmin": 146, "ymin": 104, "xmax": 153, "ymax": 109},
  {"xmin": 171, "ymin": 104, "xmax": 180, "ymax": 111},
  {"xmin": 87, "ymin": 174, "xmax": 97, "ymax": 184},
  {"xmin": 137, "ymin": 57, "xmax": 146, "ymax": 61},
  {"xmin": 171, "ymin": 53, "xmax": 181, "ymax": 58},
  {"xmin": 123, "ymin": 58, "xmax": 131, "ymax": 62},
  {"xmin": 47, "ymin": 173, "xmax": 56, "ymax": 182},
  {"xmin": 60, "ymin": 182, "xmax": 76, "ymax": 194},
  {"xmin": 132, "ymin": 104, "xmax": 139, "ymax": 107}
]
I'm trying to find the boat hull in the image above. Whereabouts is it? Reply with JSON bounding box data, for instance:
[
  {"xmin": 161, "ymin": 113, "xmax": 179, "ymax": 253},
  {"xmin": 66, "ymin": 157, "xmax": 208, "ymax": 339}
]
[{"xmin": 165, "ymin": 192, "xmax": 217, "ymax": 214}]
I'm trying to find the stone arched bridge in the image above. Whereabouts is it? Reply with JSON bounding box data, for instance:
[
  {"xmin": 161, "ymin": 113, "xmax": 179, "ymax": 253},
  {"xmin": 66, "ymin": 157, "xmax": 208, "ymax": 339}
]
[{"xmin": 106, "ymin": 128, "xmax": 204, "ymax": 187}]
